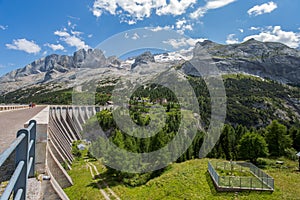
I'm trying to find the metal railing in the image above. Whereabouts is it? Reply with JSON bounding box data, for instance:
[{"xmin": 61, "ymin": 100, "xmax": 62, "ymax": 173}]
[
  {"xmin": 208, "ymin": 161, "xmax": 219, "ymax": 185},
  {"xmin": 0, "ymin": 120, "xmax": 36, "ymax": 200},
  {"xmin": 0, "ymin": 106, "xmax": 29, "ymax": 112},
  {"xmin": 208, "ymin": 161, "xmax": 274, "ymax": 191}
]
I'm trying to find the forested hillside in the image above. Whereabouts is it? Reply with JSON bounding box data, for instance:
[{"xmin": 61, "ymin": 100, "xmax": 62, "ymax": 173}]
[{"xmin": 79, "ymin": 74, "xmax": 300, "ymax": 186}]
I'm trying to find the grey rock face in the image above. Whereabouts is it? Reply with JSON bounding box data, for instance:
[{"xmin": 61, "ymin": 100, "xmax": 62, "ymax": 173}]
[
  {"xmin": 182, "ymin": 39, "xmax": 300, "ymax": 84},
  {"xmin": 73, "ymin": 49, "xmax": 107, "ymax": 68},
  {"xmin": 131, "ymin": 51, "xmax": 155, "ymax": 69},
  {"xmin": 0, "ymin": 49, "xmax": 112, "ymax": 92}
]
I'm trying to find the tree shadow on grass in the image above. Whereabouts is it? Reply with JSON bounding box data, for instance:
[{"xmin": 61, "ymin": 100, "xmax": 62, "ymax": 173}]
[{"xmin": 86, "ymin": 170, "xmax": 123, "ymax": 190}]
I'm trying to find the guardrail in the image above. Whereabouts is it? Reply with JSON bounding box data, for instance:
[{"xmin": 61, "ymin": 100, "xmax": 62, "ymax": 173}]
[
  {"xmin": 208, "ymin": 161, "xmax": 274, "ymax": 192},
  {"xmin": 0, "ymin": 106, "xmax": 29, "ymax": 112},
  {"xmin": 0, "ymin": 120, "xmax": 36, "ymax": 200}
]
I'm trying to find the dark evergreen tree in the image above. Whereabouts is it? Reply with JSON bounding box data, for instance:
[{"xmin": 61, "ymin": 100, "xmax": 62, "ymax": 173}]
[
  {"xmin": 265, "ymin": 120, "xmax": 292, "ymax": 157},
  {"xmin": 238, "ymin": 132, "xmax": 268, "ymax": 163}
]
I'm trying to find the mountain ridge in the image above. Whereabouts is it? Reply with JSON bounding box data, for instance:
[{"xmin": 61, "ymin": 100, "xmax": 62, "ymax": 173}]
[
  {"xmin": 184, "ymin": 39, "xmax": 300, "ymax": 84},
  {"xmin": 1, "ymin": 39, "xmax": 300, "ymax": 94}
]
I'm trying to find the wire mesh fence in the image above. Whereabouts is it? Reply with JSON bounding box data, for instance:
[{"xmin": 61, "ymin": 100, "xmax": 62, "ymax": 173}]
[{"xmin": 208, "ymin": 161, "xmax": 274, "ymax": 191}]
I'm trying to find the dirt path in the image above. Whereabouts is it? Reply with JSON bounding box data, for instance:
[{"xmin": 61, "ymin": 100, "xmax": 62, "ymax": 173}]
[
  {"xmin": 86, "ymin": 161, "xmax": 121, "ymax": 200},
  {"xmin": 0, "ymin": 106, "xmax": 46, "ymax": 154},
  {"xmin": 87, "ymin": 163, "xmax": 110, "ymax": 200}
]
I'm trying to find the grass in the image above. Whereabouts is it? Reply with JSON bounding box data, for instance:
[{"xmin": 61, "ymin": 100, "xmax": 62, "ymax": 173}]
[
  {"xmin": 63, "ymin": 158, "xmax": 106, "ymax": 200},
  {"xmin": 64, "ymin": 157, "xmax": 300, "ymax": 200},
  {"xmin": 213, "ymin": 161, "xmax": 272, "ymax": 189},
  {"xmin": 217, "ymin": 169, "xmax": 252, "ymax": 177}
]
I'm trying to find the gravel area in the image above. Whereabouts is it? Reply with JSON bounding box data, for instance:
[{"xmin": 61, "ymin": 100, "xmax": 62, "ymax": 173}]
[{"xmin": 27, "ymin": 178, "xmax": 42, "ymax": 200}]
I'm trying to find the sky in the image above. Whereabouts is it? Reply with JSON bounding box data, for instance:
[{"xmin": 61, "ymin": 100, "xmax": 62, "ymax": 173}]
[{"xmin": 0, "ymin": 0, "xmax": 299, "ymax": 76}]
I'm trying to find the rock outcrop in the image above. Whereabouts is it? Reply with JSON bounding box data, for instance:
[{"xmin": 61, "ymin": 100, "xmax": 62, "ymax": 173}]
[
  {"xmin": 131, "ymin": 51, "xmax": 155, "ymax": 69},
  {"xmin": 182, "ymin": 39, "xmax": 300, "ymax": 84}
]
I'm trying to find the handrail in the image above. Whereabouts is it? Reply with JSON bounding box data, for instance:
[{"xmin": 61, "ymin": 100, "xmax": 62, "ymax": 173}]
[
  {"xmin": 0, "ymin": 120, "xmax": 37, "ymax": 200},
  {"xmin": 0, "ymin": 105, "xmax": 29, "ymax": 112}
]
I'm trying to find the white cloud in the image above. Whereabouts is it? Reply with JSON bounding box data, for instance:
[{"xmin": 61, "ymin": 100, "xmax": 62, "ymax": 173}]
[
  {"xmin": 190, "ymin": 0, "xmax": 236, "ymax": 19},
  {"xmin": 175, "ymin": 18, "xmax": 193, "ymax": 34},
  {"xmin": 91, "ymin": 0, "xmax": 196, "ymax": 24},
  {"xmin": 124, "ymin": 33, "xmax": 130, "ymax": 39},
  {"xmin": 249, "ymin": 26, "xmax": 260, "ymax": 31},
  {"xmin": 248, "ymin": 1, "xmax": 277, "ymax": 16},
  {"xmin": 226, "ymin": 34, "xmax": 239, "ymax": 44},
  {"xmin": 63, "ymin": 36, "xmax": 89, "ymax": 50},
  {"xmin": 54, "ymin": 28, "xmax": 89, "ymax": 50},
  {"xmin": 6, "ymin": 39, "xmax": 41, "ymax": 54},
  {"xmin": 88, "ymin": 34, "xmax": 93, "ymax": 38},
  {"xmin": 45, "ymin": 43, "xmax": 65, "ymax": 51},
  {"xmin": 148, "ymin": 25, "xmax": 174, "ymax": 32},
  {"xmin": 71, "ymin": 30, "xmax": 83, "ymax": 36},
  {"xmin": 54, "ymin": 30, "xmax": 70, "ymax": 37},
  {"xmin": 205, "ymin": 0, "xmax": 237, "ymax": 9},
  {"xmin": 0, "ymin": 25, "xmax": 8, "ymax": 30},
  {"xmin": 156, "ymin": 0, "xmax": 196, "ymax": 16},
  {"xmin": 120, "ymin": 18, "xmax": 137, "ymax": 25},
  {"xmin": 68, "ymin": 21, "xmax": 77, "ymax": 29},
  {"xmin": 124, "ymin": 32, "xmax": 141, "ymax": 40},
  {"xmin": 176, "ymin": 18, "xmax": 187, "ymax": 29},
  {"xmin": 132, "ymin": 33, "xmax": 140, "ymax": 40},
  {"xmin": 243, "ymin": 26, "xmax": 300, "ymax": 48},
  {"xmin": 91, "ymin": 0, "xmax": 236, "ymax": 24},
  {"xmin": 163, "ymin": 37, "xmax": 206, "ymax": 49}
]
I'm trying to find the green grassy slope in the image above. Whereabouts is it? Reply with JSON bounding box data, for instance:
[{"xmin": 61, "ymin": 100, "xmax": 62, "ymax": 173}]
[{"xmin": 64, "ymin": 157, "xmax": 300, "ymax": 200}]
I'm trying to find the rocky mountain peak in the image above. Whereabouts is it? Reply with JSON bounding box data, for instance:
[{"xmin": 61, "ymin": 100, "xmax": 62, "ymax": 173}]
[
  {"xmin": 131, "ymin": 51, "xmax": 155, "ymax": 69},
  {"xmin": 197, "ymin": 40, "xmax": 216, "ymax": 46},
  {"xmin": 73, "ymin": 48, "xmax": 107, "ymax": 68},
  {"xmin": 184, "ymin": 39, "xmax": 300, "ymax": 85}
]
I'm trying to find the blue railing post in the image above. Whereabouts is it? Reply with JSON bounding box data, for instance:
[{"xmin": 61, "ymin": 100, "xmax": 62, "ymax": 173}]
[
  {"xmin": 28, "ymin": 120, "xmax": 36, "ymax": 178},
  {"xmin": 13, "ymin": 129, "xmax": 29, "ymax": 200},
  {"xmin": 0, "ymin": 120, "xmax": 37, "ymax": 200}
]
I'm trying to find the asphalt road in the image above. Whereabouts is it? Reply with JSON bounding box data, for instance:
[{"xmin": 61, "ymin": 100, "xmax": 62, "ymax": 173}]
[{"xmin": 0, "ymin": 106, "xmax": 46, "ymax": 154}]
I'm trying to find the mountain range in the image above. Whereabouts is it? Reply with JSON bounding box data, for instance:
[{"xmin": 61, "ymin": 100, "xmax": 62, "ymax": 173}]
[{"xmin": 1, "ymin": 39, "xmax": 300, "ymax": 94}]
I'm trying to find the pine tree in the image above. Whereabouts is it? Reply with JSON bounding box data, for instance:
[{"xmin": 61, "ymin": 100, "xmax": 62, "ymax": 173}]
[
  {"xmin": 289, "ymin": 126, "xmax": 300, "ymax": 151},
  {"xmin": 265, "ymin": 120, "xmax": 292, "ymax": 157},
  {"xmin": 238, "ymin": 132, "xmax": 268, "ymax": 163}
]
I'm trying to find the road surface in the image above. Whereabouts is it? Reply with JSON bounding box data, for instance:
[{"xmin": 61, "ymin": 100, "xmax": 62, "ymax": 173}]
[{"xmin": 0, "ymin": 106, "xmax": 46, "ymax": 154}]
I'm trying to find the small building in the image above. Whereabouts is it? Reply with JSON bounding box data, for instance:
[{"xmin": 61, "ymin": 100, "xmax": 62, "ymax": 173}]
[
  {"xmin": 161, "ymin": 98, "xmax": 168, "ymax": 104},
  {"xmin": 153, "ymin": 98, "xmax": 168, "ymax": 105},
  {"xmin": 106, "ymin": 101, "xmax": 114, "ymax": 105},
  {"xmin": 77, "ymin": 144, "xmax": 86, "ymax": 151}
]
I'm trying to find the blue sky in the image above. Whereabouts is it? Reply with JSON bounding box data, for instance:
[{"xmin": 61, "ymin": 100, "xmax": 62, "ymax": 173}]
[{"xmin": 0, "ymin": 0, "xmax": 299, "ymax": 75}]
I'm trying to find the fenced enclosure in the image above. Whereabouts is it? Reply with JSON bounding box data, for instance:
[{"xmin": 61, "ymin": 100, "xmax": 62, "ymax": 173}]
[
  {"xmin": 208, "ymin": 161, "xmax": 274, "ymax": 192},
  {"xmin": 0, "ymin": 120, "xmax": 37, "ymax": 200}
]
